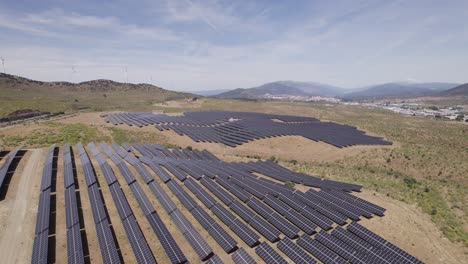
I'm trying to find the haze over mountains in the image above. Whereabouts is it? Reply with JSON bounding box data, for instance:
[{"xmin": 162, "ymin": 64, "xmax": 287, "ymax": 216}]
[{"xmin": 214, "ymin": 80, "xmax": 463, "ymax": 100}]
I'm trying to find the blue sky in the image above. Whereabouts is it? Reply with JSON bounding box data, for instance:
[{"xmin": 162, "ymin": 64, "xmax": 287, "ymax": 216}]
[{"xmin": 0, "ymin": 0, "xmax": 467, "ymax": 91}]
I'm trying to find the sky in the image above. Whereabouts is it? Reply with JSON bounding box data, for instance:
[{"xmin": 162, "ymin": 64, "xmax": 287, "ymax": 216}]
[{"xmin": 0, "ymin": 0, "xmax": 467, "ymax": 91}]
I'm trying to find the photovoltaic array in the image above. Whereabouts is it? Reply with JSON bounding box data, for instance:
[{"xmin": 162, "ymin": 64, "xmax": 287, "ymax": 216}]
[
  {"xmin": 0, "ymin": 147, "xmax": 24, "ymax": 193},
  {"xmin": 28, "ymin": 142, "xmax": 423, "ymax": 264},
  {"xmin": 104, "ymin": 111, "xmax": 392, "ymax": 148}
]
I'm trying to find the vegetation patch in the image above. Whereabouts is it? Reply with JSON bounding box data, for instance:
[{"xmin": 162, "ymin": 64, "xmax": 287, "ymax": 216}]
[{"xmin": 0, "ymin": 121, "xmax": 110, "ymax": 147}]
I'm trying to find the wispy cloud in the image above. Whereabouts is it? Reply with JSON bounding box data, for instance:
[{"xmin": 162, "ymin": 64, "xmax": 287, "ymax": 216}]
[
  {"xmin": 1, "ymin": 8, "xmax": 180, "ymax": 41},
  {"xmin": 0, "ymin": 0, "xmax": 467, "ymax": 90}
]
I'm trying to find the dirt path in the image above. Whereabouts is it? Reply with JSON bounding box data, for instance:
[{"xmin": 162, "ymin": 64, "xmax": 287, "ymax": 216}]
[{"xmin": 0, "ymin": 149, "xmax": 43, "ymax": 264}]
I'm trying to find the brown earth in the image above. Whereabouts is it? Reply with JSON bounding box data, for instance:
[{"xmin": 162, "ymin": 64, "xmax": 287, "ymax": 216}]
[{"xmin": 0, "ymin": 149, "xmax": 42, "ymax": 264}]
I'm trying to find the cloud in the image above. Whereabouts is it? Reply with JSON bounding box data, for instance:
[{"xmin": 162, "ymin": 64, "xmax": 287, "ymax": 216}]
[{"xmin": 1, "ymin": 8, "xmax": 180, "ymax": 41}]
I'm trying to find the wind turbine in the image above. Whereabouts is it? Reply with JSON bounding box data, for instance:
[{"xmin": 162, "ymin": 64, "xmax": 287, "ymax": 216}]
[
  {"xmin": 124, "ymin": 66, "xmax": 128, "ymax": 84},
  {"xmin": 0, "ymin": 57, "xmax": 5, "ymax": 73},
  {"xmin": 70, "ymin": 66, "xmax": 77, "ymax": 82}
]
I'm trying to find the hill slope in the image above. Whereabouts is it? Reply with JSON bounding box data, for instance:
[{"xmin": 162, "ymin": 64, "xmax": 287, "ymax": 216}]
[
  {"xmin": 342, "ymin": 82, "xmax": 459, "ymax": 100},
  {"xmin": 343, "ymin": 83, "xmax": 436, "ymax": 100},
  {"xmin": 439, "ymin": 83, "xmax": 468, "ymax": 96},
  {"xmin": 216, "ymin": 81, "xmax": 344, "ymax": 98},
  {"xmin": 0, "ymin": 73, "xmax": 192, "ymax": 116}
]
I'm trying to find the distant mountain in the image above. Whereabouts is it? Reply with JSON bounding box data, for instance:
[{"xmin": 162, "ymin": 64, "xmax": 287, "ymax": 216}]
[
  {"xmin": 391, "ymin": 82, "xmax": 460, "ymax": 91},
  {"xmin": 190, "ymin": 89, "xmax": 231, "ymax": 96},
  {"xmin": 342, "ymin": 82, "xmax": 459, "ymax": 100},
  {"xmin": 274, "ymin": 81, "xmax": 345, "ymax": 96},
  {"xmin": 439, "ymin": 83, "xmax": 468, "ymax": 96},
  {"xmin": 215, "ymin": 81, "xmax": 345, "ymax": 99}
]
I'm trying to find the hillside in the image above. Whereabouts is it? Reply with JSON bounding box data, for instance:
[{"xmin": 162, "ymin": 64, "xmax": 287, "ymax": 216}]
[
  {"xmin": 439, "ymin": 83, "xmax": 468, "ymax": 96},
  {"xmin": 399, "ymin": 82, "xmax": 460, "ymax": 91},
  {"xmin": 216, "ymin": 81, "xmax": 344, "ymax": 98},
  {"xmin": 0, "ymin": 73, "xmax": 193, "ymax": 116},
  {"xmin": 342, "ymin": 83, "xmax": 438, "ymax": 100}
]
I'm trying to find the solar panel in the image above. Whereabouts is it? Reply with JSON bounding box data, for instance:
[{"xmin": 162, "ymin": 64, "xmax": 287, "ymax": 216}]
[
  {"xmin": 315, "ymin": 230, "xmax": 367, "ymax": 264},
  {"xmin": 296, "ymin": 235, "xmax": 346, "ymax": 264},
  {"xmin": 229, "ymin": 219, "xmax": 260, "ymax": 247},
  {"xmin": 64, "ymin": 186, "xmax": 80, "ymax": 229},
  {"xmin": 255, "ymin": 242, "xmax": 287, "ymax": 264},
  {"xmin": 122, "ymin": 216, "xmax": 156, "ymax": 264},
  {"xmin": 347, "ymin": 222, "xmax": 423, "ymax": 264},
  {"xmin": 108, "ymin": 184, "xmax": 133, "ymax": 220},
  {"xmin": 205, "ymin": 255, "xmax": 224, "ymax": 264},
  {"xmin": 31, "ymin": 230, "xmax": 49, "ymax": 264},
  {"xmin": 266, "ymin": 213, "xmax": 300, "ymax": 239},
  {"xmin": 169, "ymin": 210, "xmax": 213, "ymax": 260},
  {"xmin": 232, "ymin": 248, "xmax": 256, "ymax": 264},
  {"xmin": 129, "ymin": 183, "xmax": 155, "ymax": 216},
  {"xmin": 34, "ymin": 189, "xmax": 51, "ymax": 235},
  {"xmin": 146, "ymin": 212, "xmax": 187, "ymax": 264},
  {"xmin": 148, "ymin": 181, "xmax": 177, "ymax": 214},
  {"xmin": 66, "ymin": 224, "xmax": 85, "ymax": 264},
  {"xmin": 207, "ymin": 222, "xmax": 237, "ymax": 253},
  {"xmin": 212, "ymin": 203, "xmax": 235, "ymax": 227},
  {"xmin": 183, "ymin": 228, "xmax": 213, "ymax": 261},
  {"xmin": 229, "ymin": 200, "xmax": 254, "ymax": 223},
  {"xmin": 249, "ymin": 216, "xmax": 280, "ymax": 242},
  {"xmin": 191, "ymin": 206, "xmax": 215, "ymax": 230},
  {"xmin": 278, "ymin": 238, "xmax": 317, "ymax": 264},
  {"xmin": 166, "ymin": 180, "xmax": 198, "ymax": 211},
  {"xmin": 331, "ymin": 227, "xmax": 391, "ymax": 263},
  {"xmin": 94, "ymin": 219, "xmax": 121, "ymax": 264},
  {"xmin": 87, "ymin": 184, "xmax": 107, "ymax": 224}
]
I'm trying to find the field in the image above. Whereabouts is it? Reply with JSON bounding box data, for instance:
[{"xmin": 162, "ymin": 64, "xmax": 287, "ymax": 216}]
[{"xmin": 0, "ymin": 98, "xmax": 467, "ymax": 263}]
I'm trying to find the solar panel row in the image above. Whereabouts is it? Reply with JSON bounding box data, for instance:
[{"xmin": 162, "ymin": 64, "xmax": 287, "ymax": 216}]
[
  {"xmin": 62, "ymin": 144, "xmax": 85, "ymax": 264},
  {"xmin": 0, "ymin": 147, "xmax": 22, "ymax": 191},
  {"xmin": 31, "ymin": 145, "xmax": 56, "ymax": 264},
  {"xmin": 169, "ymin": 209, "xmax": 213, "ymax": 260}
]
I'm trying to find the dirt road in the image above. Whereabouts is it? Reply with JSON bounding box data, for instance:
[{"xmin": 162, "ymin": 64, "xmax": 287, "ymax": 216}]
[{"xmin": 0, "ymin": 149, "xmax": 43, "ymax": 264}]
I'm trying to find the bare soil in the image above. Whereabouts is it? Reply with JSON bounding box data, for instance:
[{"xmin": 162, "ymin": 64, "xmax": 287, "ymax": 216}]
[{"xmin": 0, "ymin": 149, "xmax": 43, "ymax": 264}]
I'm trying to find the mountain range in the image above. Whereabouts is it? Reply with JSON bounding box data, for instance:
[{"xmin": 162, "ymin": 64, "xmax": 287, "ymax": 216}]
[{"xmin": 214, "ymin": 80, "xmax": 464, "ymax": 100}]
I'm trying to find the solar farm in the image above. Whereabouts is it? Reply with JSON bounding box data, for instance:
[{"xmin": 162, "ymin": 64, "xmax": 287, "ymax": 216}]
[
  {"xmin": 104, "ymin": 111, "xmax": 392, "ymax": 148},
  {"xmin": 0, "ymin": 137, "xmax": 425, "ymax": 263}
]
